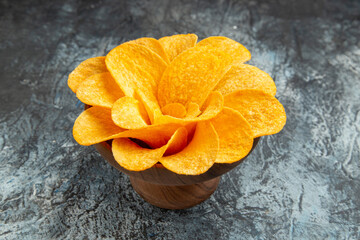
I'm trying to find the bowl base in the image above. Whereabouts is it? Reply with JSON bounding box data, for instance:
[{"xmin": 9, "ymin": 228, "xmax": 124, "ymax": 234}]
[{"xmin": 130, "ymin": 176, "xmax": 221, "ymax": 209}]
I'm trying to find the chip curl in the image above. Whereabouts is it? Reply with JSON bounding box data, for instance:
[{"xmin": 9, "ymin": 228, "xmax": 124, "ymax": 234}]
[
  {"xmin": 68, "ymin": 56, "xmax": 108, "ymax": 93},
  {"xmin": 197, "ymin": 36, "xmax": 251, "ymax": 64},
  {"xmin": 215, "ymin": 63, "xmax": 277, "ymax": 96},
  {"xmin": 224, "ymin": 89, "xmax": 286, "ymax": 138},
  {"xmin": 157, "ymin": 45, "xmax": 232, "ymax": 108},
  {"xmin": 76, "ymin": 72, "xmax": 124, "ymax": 109},
  {"xmin": 112, "ymin": 127, "xmax": 188, "ymax": 171},
  {"xmin": 160, "ymin": 121, "xmax": 219, "ymax": 175},
  {"xmin": 130, "ymin": 37, "xmax": 170, "ymax": 64},
  {"xmin": 159, "ymin": 33, "xmax": 198, "ymax": 62},
  {"xmin": 211, "ymin": 107, "xmax": 253, "ymax": 163}
]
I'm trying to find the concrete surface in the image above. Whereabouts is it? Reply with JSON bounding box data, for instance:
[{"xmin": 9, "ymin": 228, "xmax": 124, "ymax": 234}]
[{"xmin": 0, "ymin": 0, "xmax": 359, "ymax": 239}]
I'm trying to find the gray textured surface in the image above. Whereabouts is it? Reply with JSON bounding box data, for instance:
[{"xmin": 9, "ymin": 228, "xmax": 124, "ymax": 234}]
[{"xmin": 1, "ymin": 0, "xmax": 360, "ymax": 239}]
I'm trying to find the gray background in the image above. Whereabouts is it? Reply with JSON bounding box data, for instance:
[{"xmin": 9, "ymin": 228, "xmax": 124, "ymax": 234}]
[{"xmin": 1, "ymin": 0, "xmax": 359, "ymax": 239}]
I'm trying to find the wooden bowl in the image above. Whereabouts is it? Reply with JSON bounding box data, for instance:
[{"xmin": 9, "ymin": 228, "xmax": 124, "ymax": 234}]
[
  {"xmin": 84, "ymin": 104, "xmax": 260, "ymax": 209},
  {"xmin": 95, "ymin": 137, "xmax": 260, "ymax": 209}
]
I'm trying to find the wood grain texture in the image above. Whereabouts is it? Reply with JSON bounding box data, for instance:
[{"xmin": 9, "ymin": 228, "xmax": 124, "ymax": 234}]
[{"xmin": 130, "ymin": 176, "xmax": 220, "ymax": 209}]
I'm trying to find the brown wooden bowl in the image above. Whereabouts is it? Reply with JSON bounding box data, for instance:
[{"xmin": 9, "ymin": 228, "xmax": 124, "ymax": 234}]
[
  {"xmin": 95, "ymin": 138, "xmax": 260, "ymax": 209},
  {"xmin": 85, "ymin": 104, "xmax": 260, "ymax": 209}
]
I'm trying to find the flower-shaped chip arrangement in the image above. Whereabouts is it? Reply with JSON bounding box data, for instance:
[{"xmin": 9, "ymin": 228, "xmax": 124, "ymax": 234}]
[{"xmin": 68, "ymin": 34, "xmax": 286, "ymax": 175}]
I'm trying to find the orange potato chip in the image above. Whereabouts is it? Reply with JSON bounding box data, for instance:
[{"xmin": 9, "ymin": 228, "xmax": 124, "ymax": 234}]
[
  {"xmin": 113, "ymin": 123, "xmax": 185, "ymax": 149},
  {"xmin": 106, "ymin": 42, "xmax": 167, "ymax": 96},
  {"xmin": 112, "ymin": 138, "xmax": 167, "ymax": 171},
  {"xmin": 161, "ymin": 103, "xmax": 187, "ymax": 118},
  {"xmin": 159, "ymin": 33, "xmax": 198, "ymax": 62},
  {"xmin": 197, "ymin": 36, "xmax": 251, "ymax": 64},
  {"xmin": 224, "ymin": 89, "xmax": 286, "ymax": 137},
  {"xmin": 197, "ymin": 91, "xmax": 223, "ymax": 119},
  {"xmin": 211, "ymin": 107, "xmax": 253, "ymax": 163},
  {"xmin": 105, "ymin": 42, "xmax": 168, "ymax": 121},
  {"xmin": 112, "ymin": 127, "xmax": 188, "ymax": 171},
  {"xmin": 153, "ymin": 91, "xmax": 223, "ymax": 125},
  {"xmin": 111, "ymin": 96, "xmax": 150, "ymax": 129},
  {"xmin": 68, "ymin": 56, "xmax": 108, "ymax": 93},
  {"xmin": 157, "ymin": 45, "xmax": 232, "ymax": 108},
  {"xmin": 130, "ymin": 37, "xmax": 170, "ymax": 64},
  {"xmin": 185, "ymin": 102, "xmax": 201, "ymax": 118},
  {"xmin": 183, "ymin": 122, "xmax": 197, "ymax": 144},
  {"xmin": 73, "ymin": 106, "xmax": 124, "ymax": 146},
  {"xmin": 159, "ymin": 121, "xmax": 219, "ymax": 175},
  {"xmin": 215, "ymin": 63, "xmax": 276, "ymax": 96},
  {"xmin": 76, "ymin": 72, "xmax": 124, "ymax": 108},
  {"xmin": 164, "ymin": 127, "xmax": 188, "ymax": 156}
]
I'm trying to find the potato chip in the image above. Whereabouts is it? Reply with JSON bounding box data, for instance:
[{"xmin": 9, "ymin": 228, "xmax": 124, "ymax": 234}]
[
  {"xmin": 211, "ymin": 107, "xmax": 253, "ymax": 163},
  {"xmin": 157, "ymin": 45, "xmax": 232, "ymax": 108},
  {"xmin": 160, "ymin": 121, "xmax": 219, "ymax": 175},
  {"xmin": 215, "ymin": 63, "xmax": 276, "ymax": 96},
  {"xmin": 114, "ymin": 123, "xmax": 183, "ymax": 149},
  {"xmin": 76, "ymin": 72, "xmax": 124, "ymax": 108},
  {"xmin": 73, "ymin": 106, "xmax": 124, "ymax": 145},
  {"xmin": 106, "ymin": 42, "xmax": 167, "ymax": 95},
  {"xmin": 197, "ymin": 36, "xmax": 251, "ymax": 64},
  {"xmin": 68, "ymin": 56, "xmax": 108, "ymax": 93},
  {"xmin": 153, "ymin": 91, "xmax": 223, "ymax": 125},
  {"xmin": 105, "ymin": 42, "xmax": 167, "ymax": 121},
  {"xmin": 159, "ymin": 33, "xmax": 198, "ymax": 62},
  {"xmin": 198, "ymin": 91, "xmax": 223, "ymax": 119},
  {"xmin": 224, "ymin": 89, "xmax": 286, "ymax": 137},
  {"xmin": 161, "ymin": 103, "xmax": 187, "ymax": 118},
  {"xmin": 183, "ymin": 122, "xmax": 197, "ymax": 146},
  {"xmin": 164, "ymin": 127, "xmax": 188, "ymax": 156},
  {"xmin": 130, "ymin": 37, "xmax": 170, "ymax": 64},
  {"xmin": 112, "ymin": 138, "xmax": 167, "ymax": 171},
  {"xmin": 111, "ymin": 96, "xmax": 150, "ymax": 129},
  {"xmin": 112, "ymin": 127, "xmax": 188, "ymax": 171},
  {"xmin": 185, "ymin": 102, "xmax": 201, "ymax": 118}
]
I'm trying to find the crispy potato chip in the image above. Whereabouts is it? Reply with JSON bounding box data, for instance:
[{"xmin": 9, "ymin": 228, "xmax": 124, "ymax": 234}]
[
  {"xmin": 183, "ymin": 122, "xmax": 197, "ymax": 145},
  {"xmin": 154, "ymin": 91, "xmax": 223, "ymax": 125},
  {"xmin": 106, "ymin": 42, "xmax": 167, "ymax": 96},
  {"xmin": 113, "ymin": 123, "xmax": 184, "ymax": 149},
  {"xmin": 164, "ymin": 127, "xmax": 188, "ymax": 156},
  {"xmin": 197, "ymin": 36, "xmax": 251, "ymax": 64},
  {"xmin": 185, "ymin": 102, "xmax": 201, "ymax": 118},
  {"xmin": 224, "ymin": 89, "xmax": 286, "ymax": 137},
  {"xmin": 105, "ymin": 42, "xmax": 167, "ymax": 122},
  {"xmin": 211, "ymin": 107, "xmax": 253, "ymax": 163},
  {"xmin": 111, "ymin": 97, "xmax": 150, "ymax": 129},
  {"xmin": 112, "ymin": 138, "xmax": 167, "ymax": 171},
  {"xmin": 198, "ymin": 91, "xmax": 223, "ymax": 119},
  {"xmin": 159, "ymin": 33, "xmax": 198, "ymax": 62},
  {"xmin": 161, "ymin": 103, "xmax": 187, "ymax": 118},
  {"xmin": 76, "ymin": 72, "xmax": 124, "ymax": 108},
  {"xmin": 157, "ymin": 45, "xmax": 232, "ymax": 108},
  {"xmin": 160, "ymin": 121, "xmax": 219, "ymax": 175},
  {"xmin": 215, "ymin": 63, "xmax": 276, "ymax": 96},
  {"xmin": 130, "ymin": 37, "xmax": 170, "ymax": 64},
  {"xmin": 68, "ymin": 57, "xmax": 108, "ymax": 93},
  {"xmin": 73, "ymin": 106, "xmax": 124, "ymax": 145},
  {"xmin": 112, "ymin": 127, "xmax": 187, "ymax": 171}
]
